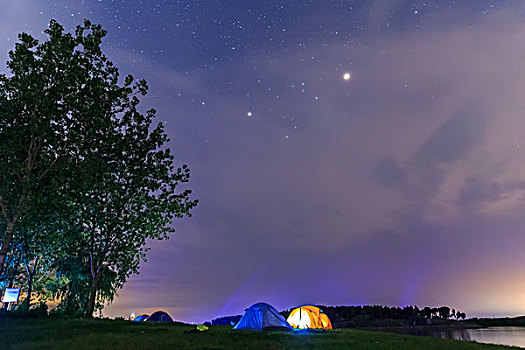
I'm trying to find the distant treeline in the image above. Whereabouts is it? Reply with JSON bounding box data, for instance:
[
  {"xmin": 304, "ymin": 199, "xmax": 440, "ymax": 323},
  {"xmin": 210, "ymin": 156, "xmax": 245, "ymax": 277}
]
[
  {"xmin": 295, "ymin": 305, "xmax": 467, "ymax": 328},
  {"xmin": 210, "ymin": 305, "xmax": 467, "ymax": 328}
]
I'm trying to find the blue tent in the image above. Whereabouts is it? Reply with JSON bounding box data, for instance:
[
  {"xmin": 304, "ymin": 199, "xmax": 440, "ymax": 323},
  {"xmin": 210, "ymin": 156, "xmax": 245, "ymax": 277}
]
[
  {"xmin": 233, "ymin": 303, "xmax": 292, "ymax": 331},
  {"xmin": 146, "ymin": 310, "xmax": 173, "ymax": 322}
]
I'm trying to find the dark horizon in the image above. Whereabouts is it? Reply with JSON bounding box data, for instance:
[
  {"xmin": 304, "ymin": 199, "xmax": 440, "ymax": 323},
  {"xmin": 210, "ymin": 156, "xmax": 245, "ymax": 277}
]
[{"xmin": 3, "ymin": 1, "xmax": 525, "ymax": 323}]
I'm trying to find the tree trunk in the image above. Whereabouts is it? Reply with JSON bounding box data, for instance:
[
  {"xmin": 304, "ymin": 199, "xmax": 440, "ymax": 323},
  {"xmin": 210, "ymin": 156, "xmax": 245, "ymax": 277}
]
[
  {"xmin": 85, "ymin": 226, "xmax": 99, "ymax": 318},
  {"xmin": 24, "ymin": 256, "xmax": 39, "ymax": 310},
  {"xmin": 85, "ymin": 273, "xmax": 100, "ymax": 317},
  {"xmin": 0, "ymin": 221, "xmax": 15, "ymax": 277},
  {"xmin": 24, "ymin": 268, "xmax": 33, "ymax": 310}
]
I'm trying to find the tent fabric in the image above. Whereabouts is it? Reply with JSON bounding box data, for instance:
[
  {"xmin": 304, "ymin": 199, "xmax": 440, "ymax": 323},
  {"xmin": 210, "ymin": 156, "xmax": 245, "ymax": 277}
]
[
  {"xmin": 132, "ymin": 314, "xmax": 149, "ymax": 322},
  {"xmin": 196, "ymin": 324, "xmax": 209, "ymax": 332},
  {"xmin": 287, "ymin": 305, "xmax": 333, "ymax": 330},
  {"xmin": 319, "ymin": 313, "xmax": 332, "ymax": 329},
  {"xmin": 233, "ymin": 302, "xmax": 292, "ymax": 331},
  {"xmin": 146, "ymin": 310, "xmax": 174, "ymax": 322}
]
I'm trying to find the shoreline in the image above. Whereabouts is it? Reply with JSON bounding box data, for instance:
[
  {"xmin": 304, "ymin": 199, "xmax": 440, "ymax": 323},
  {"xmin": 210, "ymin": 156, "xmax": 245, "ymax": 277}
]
[
  {"xmin": 356, "ymin": 323, "xmax": 484, "ymax": 332},
  {"xmin": 336, "ymin": 316, "xmax": 525, "ymax": 331}
]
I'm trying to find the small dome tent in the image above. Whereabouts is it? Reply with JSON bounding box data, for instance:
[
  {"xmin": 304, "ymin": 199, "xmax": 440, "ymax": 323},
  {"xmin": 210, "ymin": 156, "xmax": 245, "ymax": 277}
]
[
  {"xmin": 146, "ymin": 310, "xmax": 173, "ymax": 322},
  {"xmin": 287, "ymin": 305, "xmax": 332, "ymax": 330},
  {"xmin": 233, "ymin": 302, "xmax": 292, "ymax": 331},
  {"xmin": 132, "ymin": 314, "xmax": 149, "ymax": 322}
]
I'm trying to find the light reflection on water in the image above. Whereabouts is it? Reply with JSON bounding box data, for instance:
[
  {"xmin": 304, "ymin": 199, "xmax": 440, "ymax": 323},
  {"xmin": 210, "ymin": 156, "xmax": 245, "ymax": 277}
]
[{"xmin": 394, "ymin": 326, "xmax": 525, "ymax": 348}]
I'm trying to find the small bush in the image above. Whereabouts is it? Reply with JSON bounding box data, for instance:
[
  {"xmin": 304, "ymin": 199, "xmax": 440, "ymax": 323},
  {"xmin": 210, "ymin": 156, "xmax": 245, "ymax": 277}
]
[{"xmin": 4, "ymin": 301, "xmax": 48, "ymax": 318}]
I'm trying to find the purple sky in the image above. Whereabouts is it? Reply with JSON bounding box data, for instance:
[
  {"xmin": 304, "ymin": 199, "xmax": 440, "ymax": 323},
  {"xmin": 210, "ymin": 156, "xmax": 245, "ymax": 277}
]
[{"xmin": 2, "ymin": 1, "xmax": 525, "ymax": 322}]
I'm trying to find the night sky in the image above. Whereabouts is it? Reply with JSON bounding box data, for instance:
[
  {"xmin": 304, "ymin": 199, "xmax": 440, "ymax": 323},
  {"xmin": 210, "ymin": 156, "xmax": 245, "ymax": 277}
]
[{"xmin": 2, "ymin": 0, "xmax": 525, "ymax": 322}]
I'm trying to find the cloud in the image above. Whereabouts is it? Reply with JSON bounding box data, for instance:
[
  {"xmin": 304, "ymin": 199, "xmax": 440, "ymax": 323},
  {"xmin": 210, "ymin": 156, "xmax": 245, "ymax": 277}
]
[
  {"xmin": 372, "ymin": 155, "xmax": 408, "ymax": 187},
  {"xmin": 458, "ymin": 178, "xmax": 502, "ymax": 212},
  {"xmin": 409, "ymin": 105, "xmax": 487, "ymax": 168}
]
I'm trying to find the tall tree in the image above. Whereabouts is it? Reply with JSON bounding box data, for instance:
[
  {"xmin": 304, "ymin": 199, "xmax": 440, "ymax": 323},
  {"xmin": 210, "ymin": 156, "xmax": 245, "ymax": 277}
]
[
  {"xmin": 67, "ymin": 75, "xmax": 198, "ymax": 316},
  {"xmin": 0, "ymin": 20, "xmax": 197, "ymax": 316}
]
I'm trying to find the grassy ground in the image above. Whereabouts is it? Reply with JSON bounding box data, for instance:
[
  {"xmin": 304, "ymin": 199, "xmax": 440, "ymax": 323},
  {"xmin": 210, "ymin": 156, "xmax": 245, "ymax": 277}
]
[{"xmin": 0, "ymin": 317, "xmax": 520, "ymax": 350}]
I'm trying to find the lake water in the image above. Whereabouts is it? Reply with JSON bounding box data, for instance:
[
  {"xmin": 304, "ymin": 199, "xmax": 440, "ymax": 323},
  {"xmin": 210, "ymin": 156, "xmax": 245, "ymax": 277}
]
[{"xmin": 392, "ymin": 326, "xmax": 525, "ymax": 348}]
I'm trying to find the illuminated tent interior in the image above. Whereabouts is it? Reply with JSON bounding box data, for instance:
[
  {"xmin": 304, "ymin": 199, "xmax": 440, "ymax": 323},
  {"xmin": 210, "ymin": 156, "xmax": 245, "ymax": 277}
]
[
  {"xmin": 145, "ymin": 310, "xmax": 173, "ymax": 322},
  {"xmin": 233, "ymin": 302, "xmax": 293, "ymax": 331},
  {"xmin": 132, "ymin": 313, "xmax": 149, "ymax": 321},
  {"xmin": 286, "ymin": 305, "xmax": 333, "ymax": 330}
]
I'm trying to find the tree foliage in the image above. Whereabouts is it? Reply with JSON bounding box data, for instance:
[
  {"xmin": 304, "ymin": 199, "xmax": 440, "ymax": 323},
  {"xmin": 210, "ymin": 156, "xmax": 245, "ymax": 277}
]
[{"xmin": 0, "ymin": 18, "xmax": 114, "ymax": 276}]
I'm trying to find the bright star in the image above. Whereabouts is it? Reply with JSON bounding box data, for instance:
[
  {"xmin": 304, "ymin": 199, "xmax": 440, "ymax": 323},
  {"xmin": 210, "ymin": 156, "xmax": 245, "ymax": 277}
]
[
  {"xmin": 343, "ymin": 73, "xmax": 351, "ymax": 81},
  {"xmin": 247, "ymin": 112, "xmax": 252, "ymax": 117}
]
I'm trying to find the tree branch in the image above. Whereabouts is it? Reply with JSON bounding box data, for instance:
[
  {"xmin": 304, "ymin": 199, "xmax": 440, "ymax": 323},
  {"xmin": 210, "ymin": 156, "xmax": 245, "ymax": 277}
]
[{"xmin": 0, "ymin": 195, "xmax": 9, "ymax": 223}]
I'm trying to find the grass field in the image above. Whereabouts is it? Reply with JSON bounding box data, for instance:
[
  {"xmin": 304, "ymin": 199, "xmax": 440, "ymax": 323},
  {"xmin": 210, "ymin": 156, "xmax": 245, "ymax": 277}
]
[{"xmin": 0, "ymin": 318, "xmax": 520, "ymax": 350}]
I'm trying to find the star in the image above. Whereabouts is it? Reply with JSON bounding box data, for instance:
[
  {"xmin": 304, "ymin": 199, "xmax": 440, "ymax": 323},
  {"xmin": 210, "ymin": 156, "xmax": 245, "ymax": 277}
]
[{"xmin": 343, "ymin": 72, "xmax": 351, "ymax": 81}]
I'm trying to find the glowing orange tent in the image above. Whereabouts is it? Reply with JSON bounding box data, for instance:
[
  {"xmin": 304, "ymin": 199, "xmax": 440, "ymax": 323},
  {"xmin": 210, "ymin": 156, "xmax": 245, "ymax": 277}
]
[{"xmin": 286, "ymin": 305, "xmax": 333, "ymax": 330}]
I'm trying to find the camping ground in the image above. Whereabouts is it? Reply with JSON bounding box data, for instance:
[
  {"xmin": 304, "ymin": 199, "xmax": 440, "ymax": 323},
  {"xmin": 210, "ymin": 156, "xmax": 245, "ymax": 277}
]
[{"xmin": 1, "ymin": 318, "xmax": 520, "ymax": 350}]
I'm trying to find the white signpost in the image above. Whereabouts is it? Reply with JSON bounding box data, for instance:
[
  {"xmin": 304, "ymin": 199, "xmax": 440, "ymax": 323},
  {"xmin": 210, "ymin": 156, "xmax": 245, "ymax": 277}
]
[{"xmin": 2, "ymin": 288, "xmax": 20, "ymax": 310}]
